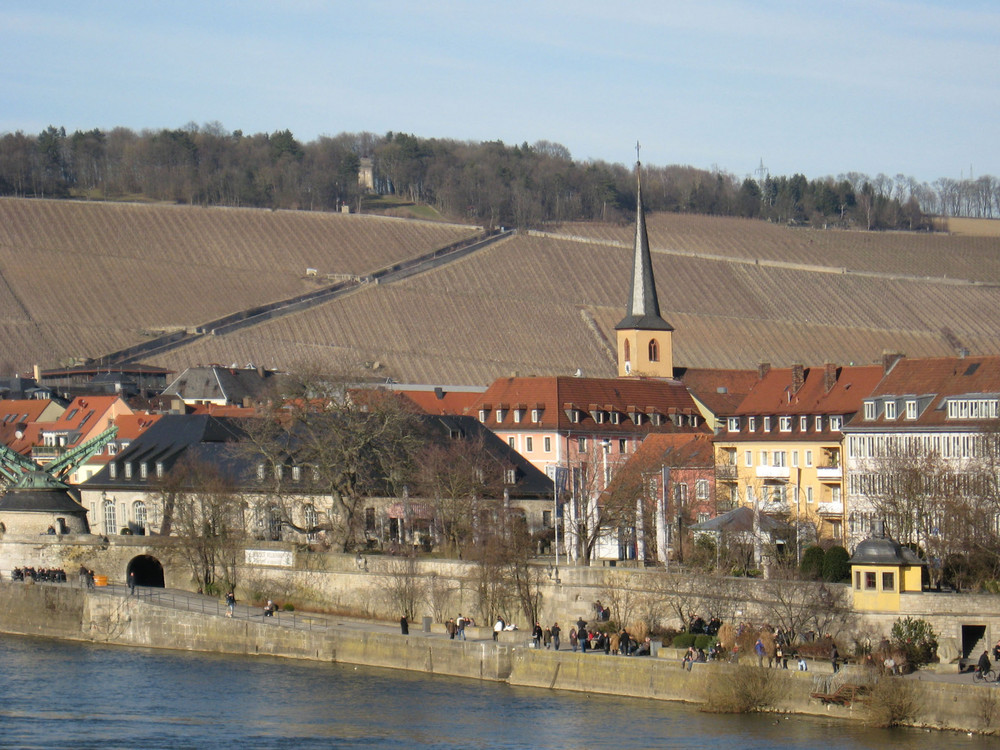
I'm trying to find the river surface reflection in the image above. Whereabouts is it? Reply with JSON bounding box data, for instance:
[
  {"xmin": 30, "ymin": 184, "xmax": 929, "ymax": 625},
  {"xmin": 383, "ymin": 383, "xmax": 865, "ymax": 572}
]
[{"xmin": 0, "ymin": 635, "xmax": 991, "ymax": 749}]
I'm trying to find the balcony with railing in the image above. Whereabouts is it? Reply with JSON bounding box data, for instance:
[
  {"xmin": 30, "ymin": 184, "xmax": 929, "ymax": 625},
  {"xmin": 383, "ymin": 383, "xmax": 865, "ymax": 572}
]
[
  {"xmin": 717, "ymin": 464, "xmax": 739, "ymax": 480},
  {"xmin": 815, "ymin": 463, "xmax": 842, "ymax": 480},
  {"xmin": 755, "ymin": 465, "xmax": 790, "ymax": 480}
]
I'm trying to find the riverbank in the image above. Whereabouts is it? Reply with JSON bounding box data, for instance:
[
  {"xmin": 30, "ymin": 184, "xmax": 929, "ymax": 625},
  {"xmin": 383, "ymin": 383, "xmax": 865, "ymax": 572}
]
[{"xmin": 0, "ymin": 582, "xmax": 995, "ymax": 735}]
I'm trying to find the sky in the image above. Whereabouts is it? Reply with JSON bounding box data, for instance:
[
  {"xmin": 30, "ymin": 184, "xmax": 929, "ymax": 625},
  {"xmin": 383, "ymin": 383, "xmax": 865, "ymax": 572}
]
[{"xmin": 3, "ymin": 0, "xmax": 998, "ymax": 185}]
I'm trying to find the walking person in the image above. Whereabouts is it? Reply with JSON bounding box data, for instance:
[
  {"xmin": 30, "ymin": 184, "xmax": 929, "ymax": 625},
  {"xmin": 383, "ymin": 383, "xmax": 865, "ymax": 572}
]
[
  {"xmin": 493, "ymin": 617, "xmax": 504, "ymax": 641},
  {"xmin": 532, "ymin": 622, "xmax": 543, "ymax": 648},
  {"xmin": 551, "ymin": 622, "xmax": 561, "ymax": 651},
  {"xmin": 127, "ymin": 571, "xmax": 135, "ymax": 596},
  {"xmin": 225, "ymin": 591, "xmax": 236, "ymax": 617},
  {"xmin": 456, "ymin": 614, "xmax": 467, "ymax": 640},
  {"xmin": 755, "ymin": 637, "xmax": 765, "ymax": 667},
  {"xmin": 831, "ymin": 642, "xmax": 840, "ymax": 673},
  {"xmin": 400, "ymin": 615, "xmax": 409, "ymax": 635},
  {"xmin": 569, "ymin": 627, "xmax": 578, "ymax": 652}
]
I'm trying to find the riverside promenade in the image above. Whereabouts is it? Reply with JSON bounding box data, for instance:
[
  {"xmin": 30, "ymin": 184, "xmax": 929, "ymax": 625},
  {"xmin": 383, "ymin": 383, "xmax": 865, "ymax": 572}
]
[{"xmin": 0, "ymin": 579, "xmax": 993, "ymax": 733}]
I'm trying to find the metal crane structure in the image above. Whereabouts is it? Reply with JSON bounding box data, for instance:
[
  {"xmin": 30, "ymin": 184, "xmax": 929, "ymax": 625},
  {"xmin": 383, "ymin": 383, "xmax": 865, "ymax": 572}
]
[{"xmin": 0, "ymin": 423, "xmax": 119, "ymax": 489}]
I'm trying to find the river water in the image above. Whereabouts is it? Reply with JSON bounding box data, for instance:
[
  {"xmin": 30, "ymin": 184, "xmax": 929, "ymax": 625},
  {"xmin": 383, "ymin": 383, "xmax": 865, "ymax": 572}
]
[{"xmin": 0, "ymin": 635, "xmax": 992, "ymax": 749}]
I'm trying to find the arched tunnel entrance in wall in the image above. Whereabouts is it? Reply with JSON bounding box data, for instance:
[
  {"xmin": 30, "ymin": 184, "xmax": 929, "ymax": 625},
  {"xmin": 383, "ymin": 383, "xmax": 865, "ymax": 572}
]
[{"xmin": 127, "ymin": 555, "xmax": 165, "ymax": 588}]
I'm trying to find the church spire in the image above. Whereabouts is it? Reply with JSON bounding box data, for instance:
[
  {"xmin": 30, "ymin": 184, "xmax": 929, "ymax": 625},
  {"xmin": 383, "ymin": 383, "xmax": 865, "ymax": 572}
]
[
  {"xmin": 616, "ymin": 155, "xmax": 672, "ymax": 333},
  {"xmin": 615, "ymin": 149, "xmax": 674, "ymax": 378}
]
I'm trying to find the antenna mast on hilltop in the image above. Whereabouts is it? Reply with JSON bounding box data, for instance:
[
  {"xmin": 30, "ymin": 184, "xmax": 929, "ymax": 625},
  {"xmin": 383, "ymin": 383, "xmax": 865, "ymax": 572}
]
[{"xmin": 755, "ymin": 158, "xmax": 769, "ymax": 185}]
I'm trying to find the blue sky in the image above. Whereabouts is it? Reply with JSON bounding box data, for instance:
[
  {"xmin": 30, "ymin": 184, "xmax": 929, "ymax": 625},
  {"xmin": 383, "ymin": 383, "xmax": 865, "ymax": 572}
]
[{"xmin": 3, "ymin": 1, "xmax": 997, "ymax": 185}]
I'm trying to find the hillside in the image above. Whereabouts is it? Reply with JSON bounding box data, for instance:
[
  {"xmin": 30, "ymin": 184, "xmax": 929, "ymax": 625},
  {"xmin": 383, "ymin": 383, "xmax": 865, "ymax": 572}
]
[
  {"xmin": 0, "ymin": 198, "xmax": 997, "ymax": 384},
  {"xmin": 0, "ymin": 199, "xmax": 479, "ymax": 373}
]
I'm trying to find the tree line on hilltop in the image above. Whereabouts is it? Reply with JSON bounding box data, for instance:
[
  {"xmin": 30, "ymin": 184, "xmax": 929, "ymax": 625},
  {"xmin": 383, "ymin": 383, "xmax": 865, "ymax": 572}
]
[{"xmin": 1, "ymin": 123, "xmax": 996, "ymax": 229}]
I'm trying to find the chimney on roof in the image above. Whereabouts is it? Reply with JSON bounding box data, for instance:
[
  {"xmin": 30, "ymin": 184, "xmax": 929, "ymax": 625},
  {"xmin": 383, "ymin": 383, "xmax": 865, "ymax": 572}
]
[
  {"xmin": 824, "ymin": 363, "xmax": 838, "ymax": 393},
  {"xmin": 434, "ymin": 386, "xmax": 444, "ymax": 400},
  {"xmin": 882, "ymin": 351, "xmax": 904, "ymax": 374},
  {"xmin": 791, "ymin": 363, "xmax": 805, "ymax": 392},
  {"xmin": 33, "ymin": 364, "xmax": 41, "ymax": 381},
  {"xmin": 758, "ymin": 362, "xmax": 771, "ymax": 380}
]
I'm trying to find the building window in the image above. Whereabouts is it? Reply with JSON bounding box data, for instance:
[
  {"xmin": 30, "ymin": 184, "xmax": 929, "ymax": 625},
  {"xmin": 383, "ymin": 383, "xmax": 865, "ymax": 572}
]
[
  {"xmin": 805, "ymin": 450, "xmax": 813, "ymax": 467},
  {"xmin": 619, "ymin": 438, "xmax": 627, "ymax": 453},
  {"xmin": 544, "ymin": 436, "xmax": 552, "ymax": 452},
  {"xmin": 133, "ymin": 501, "xmax": 147, "ymax": 533},
  {"xmin": 815, "ymin": 416, "xmax": 823, "ymax": 431},
  {"xmin": 884, "ymin": 401, "xmax": 896, "ymax": 420},
  {"xmin": 744, "ymin": 450, "xmax": 752, "ymax": 467},
  {"xmin": 854, "ymin": 571, "xmax": 861, "ymax": 590},
  {"xmin": 763, "ymin": 416, "xmax": 771, "ymax": 432},
  {"xmin": 773, "ymin": 451, "xmax": 787, "ymax": 467},
  {"xmin": 864, "ymin": 401, "xmax": 876, "ymax": 420},
  {"xmin": 610, "ymin": 411, "xmax": 621, "ymax": 425},
  {"xmin": 648, "ymin": 339, "xmax": 659, "ymax": 362},
  {"xmin": 140, "ymin": 462, "xmax": 148, "ymax": 479},
  {"xmin": 806, "ymin": 487, "xmax": 814, "ymax": 503},
  {"xmin": 882, "ymin": 571, "xmax": 895, "ymax": 591},
  {"xmin": 800, "ymin": 415, "xmax": 808, "ymax": 432},
  {"xmin": 759, "ymin": 451, "xmax": 767, "ymax": 466},
  {"xmin": 905, "ymin": 400, "xmax": 917, "ymax": 420},
  {"xmin": 155, "ymin": 462, "xmax": 164, "ymax": 478},
  {"xmin": 623, "ymin": 339, "xmax": 631, "ymax": 364},
  {"xmin": 779, "ymin": 416, "xmax": 792, "ymax": 432},
  {"xmin": 292, "ymin": 465, "xmax": 301, "ymax": 482},
  {"xmin": 727, "ymin": 417, "xmax": 740, "ymax": 432},
  {"xmin": 674, "ymin": 483, "xmax": 688, "ymax": 505},
  {"xmin": 525, "ymin": 437, "xmax": 533, "ymax": 452},
  {"xmin": 103, "ymin": 500, "xmax": 117, "ymax": 535},
  {"xmin": 791, "ymin": 451, "xmax": 799, "ymax": 467},
  {"xmin": 531, "ymin": 408, "xmax": 541, "ymax": 423},
  {"xmin": 864, "ymin": 571, "xmax": 877, "ymax": 590},
  {"xmin": 508, "ymin": 437, "xmax": 515, "ymax": 449},
  {"xmin": 109, "ymin": 463, "xmax": 117, "ymax": 479},
  {"xmin": 695, "ymin": 479, "xmax": 709, "ymax": 500},
  {"xmin": 748, "ymin": 417, "xmax": 756, "ymax": 431},
  {"xmin": 830, "ymin": 415, "xmax": 843, "ymax": 431},
  {"xmin": 505, "ymin": 468, "xmax": 517, "ymax": 484},
  {"xmin": 479, "ymin": 409, "xmax": 488, "ymax": 422},
  {"xmin": 513, "ymin": 409, "xmax": 523, "ymax": 423},
  {"xmin": 578, "ymin": 437, "xmax": 587, "ymax": 451},
  {"xmin": 124, "ymin": 463, "xmax": 132, "ymax": 479},
  {"xmin": 257, "ymin": 463, "xmax": 266, "ymax": 480},
  {"xmin": 304, "ymin": 504, "xmax": 318, "ymax": 539},
  {"xmin": 495, "ymin": 408, "xmax": 506, "ymax": 422}
]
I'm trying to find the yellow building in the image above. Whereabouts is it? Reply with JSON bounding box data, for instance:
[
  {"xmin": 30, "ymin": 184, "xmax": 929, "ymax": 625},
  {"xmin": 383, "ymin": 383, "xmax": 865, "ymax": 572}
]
[
  {"xmin": 849, "ymin": 535, "xmax": 925, "ymax": 611},
  {"xmin": 714, "ymin": 363, "xmax": 883, "ymax": 546}
]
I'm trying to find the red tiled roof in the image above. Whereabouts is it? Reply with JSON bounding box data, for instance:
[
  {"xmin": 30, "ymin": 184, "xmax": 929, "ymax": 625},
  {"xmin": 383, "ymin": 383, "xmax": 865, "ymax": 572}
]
[
  {"xmin": 734, "ymin": 364, "xmax": 883, "ymax": 416},
  {"xmin": 855, "ymin": 355, "xmax": 1000, "ymax": 429},
  {"xmin": 473, "ymin": 376, "xmax": 705, "ymax": 434},
  {"xmin": 677, "ymin": 367, "xmax": 758, "ymax": 415},
  {"xmin": 392, "ymin": 388, "xmax": 483, "ymax": 416}
]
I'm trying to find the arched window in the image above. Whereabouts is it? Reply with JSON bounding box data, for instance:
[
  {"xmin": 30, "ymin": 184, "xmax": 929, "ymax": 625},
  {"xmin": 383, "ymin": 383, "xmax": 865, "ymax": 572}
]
[
  {"xmin": 103, "ymin": 499, "xmax": 117, "ymax": 535},
  {"xmin": 133, "ymin": 501, "xmax": 147, "ymax": 534},
  {"xmin": 648, "ymin": 339, "xmax": 659, "ymax": 362},
  {"xmin": 623, "ymin": 339, "xmax": 631, "ymax": 363}
]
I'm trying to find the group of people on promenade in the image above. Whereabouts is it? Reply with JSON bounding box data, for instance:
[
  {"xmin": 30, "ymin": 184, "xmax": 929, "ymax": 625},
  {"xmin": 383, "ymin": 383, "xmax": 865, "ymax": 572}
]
[
  {"xmin": 445, "ymin": 613, "xmax": 478, "ymax": 639},
  {"xmin": 11, "ymin": 566, "xmax": 67, "ymax": 583}
]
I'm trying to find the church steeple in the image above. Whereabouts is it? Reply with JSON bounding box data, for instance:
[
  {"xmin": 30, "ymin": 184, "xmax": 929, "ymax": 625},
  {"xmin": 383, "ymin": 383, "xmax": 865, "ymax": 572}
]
[{"xmin": 616, "ymin": 150, "xmax": 674, "ymax": 378}]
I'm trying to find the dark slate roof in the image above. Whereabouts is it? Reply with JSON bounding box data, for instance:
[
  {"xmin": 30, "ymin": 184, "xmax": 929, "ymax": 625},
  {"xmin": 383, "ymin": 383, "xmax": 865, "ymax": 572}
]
[
  {"xmin": 84, "ymin": 414, "xmax": 253, "ymax": 490},
  {"xmin": 689, "ymin": 505, "xmax": 787, "ymax": 533},
  {"xmin": 161, "ymin": 366, "xmax": 274, "ymax": 405},
  {"xmin": 0, "ymin": 471, "xmax": 87, "ymax": 513},
  {"xmin": 419, "ymin": 414, "xmax": 553, "ymax": 499},
  {"xmin": 615, "ymin": 165, "xmax": 673, "ymax": 333},
  {"xmin": 849, "ymin": 536, "xmax": 925, "ymax": 566}
]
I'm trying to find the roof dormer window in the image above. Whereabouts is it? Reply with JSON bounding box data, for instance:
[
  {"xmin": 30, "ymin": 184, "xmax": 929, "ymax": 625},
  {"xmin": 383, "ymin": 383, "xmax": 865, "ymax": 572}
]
[
  {"xmin": 531, "ymin": 408, "xmax": 541, "ymax": 423},
  {"xmin": 884, "ymin": 401, "xmax": 897, "ymax": 420},
  {"xmin": 763, "ymin": 416, "xmax": 772, "ymax": 432},
  {"xmin": 727, "ymin": 416, "xmax": 740, "ymax": 432},
  {"xmin": 864, "ymin": 401, "xmax": 876, "ymax": 420}
]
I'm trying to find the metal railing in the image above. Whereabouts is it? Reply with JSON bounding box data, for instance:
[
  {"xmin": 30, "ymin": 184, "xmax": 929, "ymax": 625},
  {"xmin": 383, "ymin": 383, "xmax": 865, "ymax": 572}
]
[{"xmin": 131, "ymin": 586, "xmax": 330, "ymax": 631}]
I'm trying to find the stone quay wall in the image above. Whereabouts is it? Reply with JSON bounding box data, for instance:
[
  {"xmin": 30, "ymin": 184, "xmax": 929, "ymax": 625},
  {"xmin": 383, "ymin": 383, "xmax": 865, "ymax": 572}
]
[
  {"xmin": 0, "ymin": 583, "xmax": 998, "ymax": 735},
  {"xmin": 4, "ymin": 536, "xmax": 1000, "ymax": 654}
]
